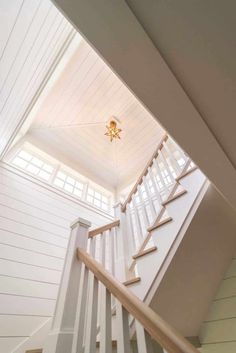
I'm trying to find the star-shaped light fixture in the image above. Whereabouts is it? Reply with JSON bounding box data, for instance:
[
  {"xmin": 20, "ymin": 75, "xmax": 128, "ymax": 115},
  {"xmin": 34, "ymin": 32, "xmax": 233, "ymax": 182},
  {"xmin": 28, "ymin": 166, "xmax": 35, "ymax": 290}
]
[{"xmin": 105, "ymin": 120, "xmax": 122, "ymax": 142}]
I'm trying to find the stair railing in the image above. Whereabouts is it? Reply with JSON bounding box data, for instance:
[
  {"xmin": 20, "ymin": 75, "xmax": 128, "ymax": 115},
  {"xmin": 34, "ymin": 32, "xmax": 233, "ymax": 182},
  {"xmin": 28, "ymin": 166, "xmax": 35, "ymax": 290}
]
[
  {"xmin": 76, "ymin": 247, "xmax": 199, "ymax": 353},
  {"xmin": 87, "ymin": 135, "xmax": 194, "ymax": 282},
  {"xmin": 88, "ymin": 220, "xmax": 120, "ymax": 277},
  {"xmin": 114, "ymin": 134, "xmax": 191, "ymax": 273},
  {"xmin": 44, "ymin": 217, "xmax": 199, "ymax": 353}
]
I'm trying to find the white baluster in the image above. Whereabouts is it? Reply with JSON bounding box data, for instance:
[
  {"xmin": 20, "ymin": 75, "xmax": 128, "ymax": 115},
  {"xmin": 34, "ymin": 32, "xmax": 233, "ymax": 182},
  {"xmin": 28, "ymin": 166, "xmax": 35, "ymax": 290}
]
[
  {"xmin": 148, "ymin": 166, "xmax": 162, "ymax": 209},
  {"xmin": 100, "ymin": 231, "xmax": 106, "ymax": 267},
  {"xmin": 168, "ymin": 137, "xmax": 188, "ymax": 167},
  {"xmin": 126, "ymin": 203, "xmax": 137, "ymax": 256},
  {"xmin": 98, "ymin": 232, "xmax": 106, "ymax": 332},
  {"xmin": 113, "ymin": 203, "xmax": 129, "ymax": 282},
  {"xmin": 163, "ymin": 140, "xmax": 181, "ymax": 176},
  {"xmin": 108, "ymin": 227, "xmax": 116, "ymax": 310},
  {"xmin": 116, "ymin": 301, "xmax": 131, "ymax": 353},
  {"xmin": 83, "ymin": 237, "xmax": 98, "ymax": 353},
  {"xmin": 137, "ymin": 184, "xmax": 149, "ymax": 228},
  {"xmin": 84, "ymin": 274, "xmax": 99, "ymax": 353},
  {"xmin": 159, "ymin": 149, "xmax": 175, "ymax": 184},
  {"xmin": 143, "ymin": 175, "xmax": 156, "ymax": 220},
  {"xmin": 153, "ymin": 158, "xmax": 169, "ymax": 196},
  {"xmin": 131, "ymin": 194, "xmax": 144, "ymax": 244},
  {"xmin": 108, "ymin": 228, "xmax": 115, "ymax": 276},
  {"xmin": 136, "ymin": 320, "xmax": 154, "ymax": 353},
  {"xmin": 90, "ymin": 236, "xmax": 96, "ymax": 258},
  {"xmin": 71, "ymin": 264, "xmax": 89, "ymax": 353},
  {"xmin": 100, "ymin": 288, "xmax": 112, "ymax": 353}
]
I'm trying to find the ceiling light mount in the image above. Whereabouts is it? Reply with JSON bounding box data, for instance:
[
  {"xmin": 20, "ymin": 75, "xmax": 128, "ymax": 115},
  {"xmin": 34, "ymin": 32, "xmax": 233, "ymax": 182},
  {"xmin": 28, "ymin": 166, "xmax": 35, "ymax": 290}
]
[{"xmin": 105, "ymin": 118, "xmax": 122, "ymax": 142}]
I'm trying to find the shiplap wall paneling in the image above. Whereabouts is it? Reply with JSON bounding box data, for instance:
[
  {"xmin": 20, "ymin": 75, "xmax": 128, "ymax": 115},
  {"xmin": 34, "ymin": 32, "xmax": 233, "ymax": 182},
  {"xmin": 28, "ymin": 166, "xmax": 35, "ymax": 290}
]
[
  {"xmin": 200, "ymin": 254, "xmax": 236, "ymax": 353},
  {"xmin": 0, "ymin": 0, "xmax": 75, "ymax": 156},
  {"xmin": 0, "ymin": 164, "xmax": 112, "ymax": 353}
]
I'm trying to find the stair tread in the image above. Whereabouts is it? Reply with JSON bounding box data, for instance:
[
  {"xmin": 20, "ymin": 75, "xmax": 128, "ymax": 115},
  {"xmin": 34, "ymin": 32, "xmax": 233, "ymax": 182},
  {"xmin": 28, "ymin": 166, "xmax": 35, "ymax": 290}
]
[
  {"xmin": 133, "ymin": 246, "xmax": 157, "ymax": 259},
  {"xmin": 176, "ymin": 166, "xmax": 198, "ymax": 181},
  {"xmin": 123, "ymin": 276, "xmax": 141, "ymax": 286},
  {"xmin": 25, "ymin": 350, "xmax": 42, "ymax": 353},
  {"xmin": 162, "ymin": 189, "xmax": 187, "ymax": 206},
  {"xmin": 147, "ymin": 216, "xmax": 173, "ymax": 232}
]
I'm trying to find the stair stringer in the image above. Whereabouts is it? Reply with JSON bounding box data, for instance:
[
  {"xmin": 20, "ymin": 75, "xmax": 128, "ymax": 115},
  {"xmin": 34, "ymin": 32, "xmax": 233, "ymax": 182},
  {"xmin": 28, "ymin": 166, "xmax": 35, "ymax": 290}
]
[
  {"xmin": 11, "ymin": 318, "xmax": 51, "ymax": 353},
  {"xmin": 127, "ymin": 169, "xmax": 208, "ymax": 302}
]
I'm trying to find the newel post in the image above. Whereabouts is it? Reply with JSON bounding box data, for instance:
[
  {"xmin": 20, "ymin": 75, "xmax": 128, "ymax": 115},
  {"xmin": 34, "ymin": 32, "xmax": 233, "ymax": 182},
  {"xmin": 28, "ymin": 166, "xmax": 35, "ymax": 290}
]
[
  {"xmin": 113, "ymin": 202, "xmax": 130, "ymax": 282},
  {"xmin": 43, "ymin": 218, "xmax": 91, "ymax": 353}
]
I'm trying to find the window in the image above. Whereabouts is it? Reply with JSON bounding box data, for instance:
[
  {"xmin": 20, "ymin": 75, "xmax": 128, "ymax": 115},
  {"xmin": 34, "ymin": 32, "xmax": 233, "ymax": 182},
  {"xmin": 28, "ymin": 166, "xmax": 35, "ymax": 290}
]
[
  {"xmin": 53, "ymin": 170, "xmax": 84, "ymax": 198},
  {"xmin": 10, "ymin": 144, "xmax": 112, "ymax": 214},
  {"xmin": 147, "ymin": 177, "xmax": 155, "ymax": 195},
  {"xmin": 86, "ymin": 187, "xmax": 109, "ymax": 211},
  {"xmin": 12, "ymin": 150, "xmax": 54, "ymax": 181},
  {"xmin": 173, "ymin": 151, "xmax": 186, "ymax": 168},
  {"xmin": 140, "ymin": 185, "xmax": 147, "ymax": 200}
]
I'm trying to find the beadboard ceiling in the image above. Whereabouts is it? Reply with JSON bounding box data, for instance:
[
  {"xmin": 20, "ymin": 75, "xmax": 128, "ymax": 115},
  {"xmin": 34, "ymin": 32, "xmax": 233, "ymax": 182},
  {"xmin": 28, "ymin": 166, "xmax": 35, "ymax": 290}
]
[
  {"xmin": 26, "ymin": 39, "xmax": 165, "ymax": 190},
  {"xmin": 1, "ymin": 0, "xmax": 164, "ymax": 192}
]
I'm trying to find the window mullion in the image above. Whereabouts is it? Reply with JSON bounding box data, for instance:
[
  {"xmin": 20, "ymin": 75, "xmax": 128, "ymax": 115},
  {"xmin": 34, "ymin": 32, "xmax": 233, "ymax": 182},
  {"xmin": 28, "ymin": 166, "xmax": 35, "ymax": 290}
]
[
  {"xmin": 50, "ymin": 164, "xmax": 61, "ymax": 184},
  {"xmin": 82, "ymin": 181, "xmax": 89, "ymax": 202}
]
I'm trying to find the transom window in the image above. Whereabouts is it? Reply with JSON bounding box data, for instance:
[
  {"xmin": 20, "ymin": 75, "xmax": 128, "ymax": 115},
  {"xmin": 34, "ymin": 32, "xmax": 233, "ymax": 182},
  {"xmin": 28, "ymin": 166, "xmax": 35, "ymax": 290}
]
[
  {"xmin": 12, "ymin": 150, "xmax": 54, "ymax": 181},
  {"xmin": 87, "ymin": 188, "xmax": 109, "ymax": 211},
  {"xmin": 10, "ymin": 145, "xmax": 112, "ymax": 214},
  {"xmin": 53, "ymin": 171, "xmax": 84, "ymax": 198}
]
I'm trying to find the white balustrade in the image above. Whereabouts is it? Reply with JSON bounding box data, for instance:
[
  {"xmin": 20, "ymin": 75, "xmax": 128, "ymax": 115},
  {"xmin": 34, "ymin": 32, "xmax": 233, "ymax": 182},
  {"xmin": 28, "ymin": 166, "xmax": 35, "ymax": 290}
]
[
  {"xmin": 118, "ymin": 135, "xmax": 191, "ymax": 268},
  {"xmin": 73, "ymin": 247, "xmax": 199, "ymax": 353},
  {"xmin": 44, "ymin": 135, "xmax": 197, "ymax": 353}
]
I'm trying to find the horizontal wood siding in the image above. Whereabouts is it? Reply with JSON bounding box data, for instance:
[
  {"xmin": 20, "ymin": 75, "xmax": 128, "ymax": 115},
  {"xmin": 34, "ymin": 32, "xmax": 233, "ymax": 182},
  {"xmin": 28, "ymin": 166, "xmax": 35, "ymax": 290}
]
[
  {"xmin": 200, "ymin": 254, "xmax": 236, "ymax": 352},
  {"xmin": 0, "ymin": 164, "xmax": 112, "ymax": 352}
]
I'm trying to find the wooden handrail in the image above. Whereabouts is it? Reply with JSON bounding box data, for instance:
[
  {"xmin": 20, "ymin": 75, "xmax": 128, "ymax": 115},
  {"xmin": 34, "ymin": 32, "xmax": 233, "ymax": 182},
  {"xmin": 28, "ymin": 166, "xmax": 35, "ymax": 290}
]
[
  {"xmin": 77, "ymin": 248, "xmax": 199, "ymax": 353},
  {"xmin": 121, "ymin": 134, "xmax": 168, "ymax": 212},
  {"xmin": 88, "ymin": 220, "xmax": 120, "ymax": 238}
]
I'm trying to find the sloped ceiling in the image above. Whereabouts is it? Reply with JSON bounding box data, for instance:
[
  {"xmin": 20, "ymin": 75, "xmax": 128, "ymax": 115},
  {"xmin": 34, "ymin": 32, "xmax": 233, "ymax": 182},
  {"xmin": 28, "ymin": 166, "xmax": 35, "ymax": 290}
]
[
  {"xmin": 51, "ymin": 0, "xmax": 236, "ymax": 209},
  {"xmin": 26, "ymin": 40, "xmax": 164, "ymax": 190}
]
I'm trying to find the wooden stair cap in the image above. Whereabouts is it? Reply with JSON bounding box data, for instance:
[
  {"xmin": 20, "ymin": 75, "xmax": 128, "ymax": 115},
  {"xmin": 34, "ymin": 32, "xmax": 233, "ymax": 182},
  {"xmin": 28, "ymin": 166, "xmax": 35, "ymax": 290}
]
[
  {"xmin": 123, "ymin": 277, "xmax": 141, "ymax": 286},
  {"xmin": 25, "ymin": 350, "xmax": 42, "ymax": 353},
  {"xmin": 148, "ymin": 216, "xmax": 173, "ymax": 233},
  {"xmin": 133, "ymin": 246, "xmax": 157, "ymax": 260},
  {"xmin": 176, "ymin": 166, "xmax": 198, "ymax": 182},
  {"xmin": 162, "ymin": 189, "xmax": 187, "ymax": 206}
]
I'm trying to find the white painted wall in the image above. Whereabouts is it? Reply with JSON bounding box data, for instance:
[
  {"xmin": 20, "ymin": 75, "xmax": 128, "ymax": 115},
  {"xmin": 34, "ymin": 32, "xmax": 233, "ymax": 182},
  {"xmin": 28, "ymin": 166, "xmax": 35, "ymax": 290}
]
[
  {"xmin": 0, "ymin": 162, "xmax": 113, "ymax": 353},
  {"xmin": 200, "ymin": 253, "xmax": 236, "ymax": 353}
]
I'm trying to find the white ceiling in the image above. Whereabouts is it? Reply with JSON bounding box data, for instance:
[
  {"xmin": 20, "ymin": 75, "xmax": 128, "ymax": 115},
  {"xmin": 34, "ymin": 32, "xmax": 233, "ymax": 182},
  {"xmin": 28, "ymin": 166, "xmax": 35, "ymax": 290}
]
[
  {"xmin": 25, "ymin": 39, "xmax": 164, "ymax": 190},
  {"xmin": 52, "ymin": 0, "xmax": 236, "ymax": 209}
]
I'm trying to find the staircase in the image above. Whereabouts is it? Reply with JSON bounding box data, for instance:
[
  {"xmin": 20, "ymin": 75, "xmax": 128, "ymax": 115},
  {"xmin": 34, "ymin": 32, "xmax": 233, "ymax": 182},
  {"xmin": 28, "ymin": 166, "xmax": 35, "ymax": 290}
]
[{"xmin": 25, "ymin": 135, "xmax": 236, "ymax": 352}]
